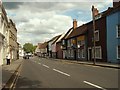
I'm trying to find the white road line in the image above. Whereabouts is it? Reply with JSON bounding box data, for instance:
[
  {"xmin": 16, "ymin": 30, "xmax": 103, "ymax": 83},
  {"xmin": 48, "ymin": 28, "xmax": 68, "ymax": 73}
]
[
  {"xmin": 38, "ymin": 63, "xmax": 41, "ymax": 65},
  {"xmin": 53, "ymin": 69, "xmax": 70, "ymax": 77},
  {"xmin": 42, "ymin": 64, "xmax": 49, "ymax": 68},
  {"xmin": 83, "ymin": 81, "xmax": 106, "ymax": 90}
]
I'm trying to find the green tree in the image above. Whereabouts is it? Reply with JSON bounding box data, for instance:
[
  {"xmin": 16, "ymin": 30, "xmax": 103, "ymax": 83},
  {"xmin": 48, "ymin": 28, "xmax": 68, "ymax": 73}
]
[
  {"xmin": 23, "ymin": 43, "xmax": 34, "ymax": 53},
  {"xmin": 33, "ymin": 45, "xmax": 37, "ymax": 52}
]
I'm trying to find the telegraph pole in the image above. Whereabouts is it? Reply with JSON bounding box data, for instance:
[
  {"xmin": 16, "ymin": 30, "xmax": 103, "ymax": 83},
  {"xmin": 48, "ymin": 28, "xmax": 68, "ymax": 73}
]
[{"xmin": 92, "ymin": 5, "xmax": 96, "ymax": 65}]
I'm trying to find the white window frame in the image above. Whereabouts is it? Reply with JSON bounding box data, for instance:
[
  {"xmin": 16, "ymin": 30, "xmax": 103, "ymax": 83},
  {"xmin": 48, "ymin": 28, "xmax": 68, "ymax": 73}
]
[
  {"xmin": 94, "ymin": 30, "xmax": 99, "ymax": 41},
  {"xmin": 116, "ymin": 25, "xmax": 120, "ymax": 38},
  {"xmin": 82, "ymin": 49, "xmax": 85, "ymax": 58},
  {"xmin": 77, "ymin": 49, "xmax": 80, "ymax": 58},
  {"xmin": 92, "ymin": 46, "xmax": 102, "ymax": 59},
  {"xmin": 71, "ymin": 49, "xmax": 74, "ymax": 57},
  {"xmin": 117, "ymin": 46, "xmax": 120, "ymax": 59},
  {"xmin": 67, "ymin": 40, "xmax": 70, "ymax": 47}
]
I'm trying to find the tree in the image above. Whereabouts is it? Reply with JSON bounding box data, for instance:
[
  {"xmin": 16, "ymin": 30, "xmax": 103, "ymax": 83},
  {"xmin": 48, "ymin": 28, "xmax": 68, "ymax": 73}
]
[
  {"xmin": 33, "ymin": 45, "xmax": 37, "ymax": 53},
  {"xmin": 23, "ymin": 43, "xmax": 34, "ymax": 53}
]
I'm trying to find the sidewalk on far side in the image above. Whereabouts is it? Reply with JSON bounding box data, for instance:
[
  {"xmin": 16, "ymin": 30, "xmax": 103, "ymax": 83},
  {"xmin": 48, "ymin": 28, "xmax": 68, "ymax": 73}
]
[{"xmin": 47, "ymin": 58, "xmax": 120, "ymax": 69}]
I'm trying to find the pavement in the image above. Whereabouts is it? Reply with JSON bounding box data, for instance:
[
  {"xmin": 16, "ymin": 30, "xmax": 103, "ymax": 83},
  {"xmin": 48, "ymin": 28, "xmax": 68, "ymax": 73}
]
[
  {"xmin": 1, "ymin": 58, "xmax": 23, "ymax": 89},
  {"xmin": 47, "ymin": 58, "xmax": 120, "ymax": 69},
  {"xmin": 0, "ymin": 56, "xmax": 119, "ymax": 89}
]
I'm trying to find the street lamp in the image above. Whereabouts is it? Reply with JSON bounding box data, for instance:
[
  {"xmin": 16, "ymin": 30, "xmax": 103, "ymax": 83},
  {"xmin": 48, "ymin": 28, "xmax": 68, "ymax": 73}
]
[{"xmin": 92, "ymin": 5, "xmax": 98, "ymax": 65}]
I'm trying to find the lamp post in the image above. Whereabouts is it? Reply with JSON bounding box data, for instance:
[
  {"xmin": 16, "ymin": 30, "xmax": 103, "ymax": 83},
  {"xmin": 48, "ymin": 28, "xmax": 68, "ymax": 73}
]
[{"xmin": 92, "ymin": 5, "xmax": 97, "ymax": 65}]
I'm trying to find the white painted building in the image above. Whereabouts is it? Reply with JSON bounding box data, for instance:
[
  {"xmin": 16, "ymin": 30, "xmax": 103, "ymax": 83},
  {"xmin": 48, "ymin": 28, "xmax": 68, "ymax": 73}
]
[
  {"xmin": 19, "ymin": 45, "xmax": 24, "ymax": 57},
  {"xmin": 0, "ymin": 3, "xmax": 9, "ymax": 64},
  {"xmin": 0, "ymin": 33, "xmax": 4, "ymax": 65},
  {"xmin": 35, "ymin": 43, "xmax": 42, "ymax": 56}
]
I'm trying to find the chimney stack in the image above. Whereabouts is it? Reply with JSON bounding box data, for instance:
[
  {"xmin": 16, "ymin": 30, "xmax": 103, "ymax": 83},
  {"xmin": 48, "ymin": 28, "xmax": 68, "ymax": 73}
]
[
  {"xmin": 113, "ymin": 0, "xmax": 120, "ymax": 7},
  {"xmin": 73, "ymin": 19, "xmax": 77, "ymax": 30}
]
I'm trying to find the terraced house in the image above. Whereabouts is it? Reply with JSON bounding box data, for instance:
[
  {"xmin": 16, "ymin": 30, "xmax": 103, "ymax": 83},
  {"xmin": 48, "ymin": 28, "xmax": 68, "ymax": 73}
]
[
  {"xmin": 0, "ymin": 2, "xmax": 19, "ymax": 65},
  {"xmin": 7, "ymin": 19, "xmax": 18, "ymax": 61},
  {"xmin": 107, "ymin": 2, "xmax": 120, "ymax": 63},
  {"xmin": 65, "ymin": 24, "xmax": 87, "ymax": 61},
  {"xmin": 0, "ymin": 3, "xmax": 9, "ymax": 64}
]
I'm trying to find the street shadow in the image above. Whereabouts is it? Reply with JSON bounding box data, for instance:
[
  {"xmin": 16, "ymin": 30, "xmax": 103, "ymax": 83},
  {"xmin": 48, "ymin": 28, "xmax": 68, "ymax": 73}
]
[
  {"xmin": 15, "ymin": 76, "xmax": 43, "ymax": 88},
  {"xmin": 2, "ymin": 66, "xmax": 45, "ymax": 90}
]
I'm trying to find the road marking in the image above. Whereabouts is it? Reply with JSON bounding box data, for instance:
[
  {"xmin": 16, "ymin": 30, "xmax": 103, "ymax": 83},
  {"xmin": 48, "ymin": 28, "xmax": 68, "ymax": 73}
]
[
  {"xmin": 83, "ymin": 81, "xmax": 106, "ymax": 90},
  {"xmin": 42, "ymin": 64, "xmax": 49, "ymax": 68},
  {"xmin": 53, "ymin": 69, "xmax": 70, "ymax": 77},
  {"xmin": 38, "ymin": 63, "xmax": 41, "ymax": 65}
]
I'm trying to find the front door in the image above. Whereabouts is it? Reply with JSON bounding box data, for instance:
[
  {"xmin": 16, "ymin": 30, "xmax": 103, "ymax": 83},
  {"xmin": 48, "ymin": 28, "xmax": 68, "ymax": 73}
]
[
  {"xmin": 74, "ymin": 50, "xmax": 76, "ymax": 60},
  {"xmin": 88, "ymin": 48, "xmax": 92, "ymax": 61}
]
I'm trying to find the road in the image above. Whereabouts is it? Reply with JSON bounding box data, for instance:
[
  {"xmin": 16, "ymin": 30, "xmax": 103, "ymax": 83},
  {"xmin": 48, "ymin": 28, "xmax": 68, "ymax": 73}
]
[{"xmin": 14, "ymin": 56, "xmax": 119, "ymax": 89}]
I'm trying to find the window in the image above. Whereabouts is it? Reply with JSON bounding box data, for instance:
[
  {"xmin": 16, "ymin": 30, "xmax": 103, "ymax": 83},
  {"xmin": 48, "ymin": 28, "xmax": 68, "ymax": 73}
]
[
  {"xmin": 67, "ymin": 40, "xmax": 70, "ymax": 47},
  {"xmin": 94, "ymin": 30, "xmax": 99, "ymax": 41},
  {"xmin": 78, "ymin": 49, "xmax": 81, "ymax": 58},
  {"xmin": 95, "ymin": 47, "xmax": 101, "ymax": 58},
  {"xmin": 67, "ymin": 49, "xmax": 70, "ymax": 56},
  {"xmin": 77, "ymin": 40, "xmax": 85, "ymax": 48},
  {"xmin": 117, "ymin": 46, "xmax": 120, "ymax": 59},
  {"xmin": 62, "ymin": 40, "xmax": 65, "ymax": 45},
  {"xmin": 117, "ymin": 25, "xmax": 120, "ymax": 38},
  {"xmin": 92, "ymin": 46, "xmax": 101, "ymax": 59},
  {"xmin": 82, "ymin": 49, "xmax": 85, "ymax": 58},
  {"xmin": 70, "ymin": 49, "xmax": 74, "ymax": 57}
]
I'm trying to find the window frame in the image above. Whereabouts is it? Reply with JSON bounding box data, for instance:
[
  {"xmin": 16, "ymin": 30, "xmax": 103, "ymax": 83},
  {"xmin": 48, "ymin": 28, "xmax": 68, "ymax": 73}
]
[
  {"xmin": 82, "ymin": 49, "xmax": 85, "ymax": 58},
  {"xmin": 67, "ymin": 40, "xmax": 71, "ymax": 47},
  {"xmin": 116, "ymin": 25, "xmax": 120, "ymax": 38},
  {"xmin": 70, "ymin": 49, "xmax": 74, "ymax": 57},
  {"xmin": 117, "ymin": 45, "xmax": 120, "ymax": 59},
  {"xmin": 94, "ymin": 30, "xmax": 99, "ymax": 41},
  {"xmin": 92, "ymin": 46, "xmax": 102, "ymax": 59}
]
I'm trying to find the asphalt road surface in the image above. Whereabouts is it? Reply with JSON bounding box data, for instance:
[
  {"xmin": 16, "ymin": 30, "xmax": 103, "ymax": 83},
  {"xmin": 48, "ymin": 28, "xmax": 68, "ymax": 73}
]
[{"xmin": 14, "ymin": 56, "xmax": 119, "ymax": 89}]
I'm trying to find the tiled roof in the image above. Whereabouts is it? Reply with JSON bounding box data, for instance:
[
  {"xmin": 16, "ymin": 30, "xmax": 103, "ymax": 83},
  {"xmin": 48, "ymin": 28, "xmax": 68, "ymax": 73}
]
[
  {"xmin": 39, "ymin": 42, "xmax": 48, "ymax": 49},
  {"xmin": 65, "ymin": 24, "xmax": 87, "ymax": 39},
  {"xmin": 52, "ymin": 35, "xmax": 61, "ymax": 44},
  {"xmin": 62, "ymin": 27, "xmax": 73, "ymax": 40},
  {"xmin": 56, "ymin": 33, "xmax": 66, "ymax": 43}
]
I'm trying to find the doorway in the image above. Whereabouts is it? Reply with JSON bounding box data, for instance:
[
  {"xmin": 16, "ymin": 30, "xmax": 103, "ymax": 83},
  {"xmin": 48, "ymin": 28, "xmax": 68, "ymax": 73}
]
[{"xmin": 88, "ymin": 48, "xmax": 92, "ymax": 61}]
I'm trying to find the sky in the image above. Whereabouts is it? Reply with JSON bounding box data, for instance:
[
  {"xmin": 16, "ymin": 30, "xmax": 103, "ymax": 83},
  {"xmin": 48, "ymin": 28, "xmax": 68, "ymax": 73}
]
[{"xmin": 2, "ymin": 0, "xmax": 113, "ymax": 46}]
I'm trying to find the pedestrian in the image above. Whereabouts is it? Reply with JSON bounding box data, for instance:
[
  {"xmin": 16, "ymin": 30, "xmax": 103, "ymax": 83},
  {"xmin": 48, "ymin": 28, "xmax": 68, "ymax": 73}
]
[{"xmin": 6, "ymin": 53, "xmax": 11, "ymax": 65}]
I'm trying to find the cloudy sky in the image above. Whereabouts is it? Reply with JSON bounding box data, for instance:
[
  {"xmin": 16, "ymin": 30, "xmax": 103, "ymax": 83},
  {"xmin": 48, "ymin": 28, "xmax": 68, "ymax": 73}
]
[{"xmin": 2, "ymin": 0, "xmax": 113, "ymax": 46}]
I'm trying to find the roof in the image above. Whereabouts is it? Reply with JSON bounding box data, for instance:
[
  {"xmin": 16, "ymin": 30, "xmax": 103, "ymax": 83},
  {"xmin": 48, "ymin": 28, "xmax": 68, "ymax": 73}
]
[
  {"xmin": 65, "ymin": 24, "xmax": 87, "ymax": 39},
  {"xmin": 56, "ymin": 33, "xmax": 66, "ymax": 43},
  {"xmin": 62, "ymin": 27, "xmax": 73, "ymax": 40},
  {"xmin": 51, "ymin": 35, "xmax": 61, "ymax": 44},
  {"xmin": 39, "ymin": 42, "xmax": 48, "ymax": 49},
  {"xmin": 48, "ymin": 35, "xmax": 59, "ymax": 43}
]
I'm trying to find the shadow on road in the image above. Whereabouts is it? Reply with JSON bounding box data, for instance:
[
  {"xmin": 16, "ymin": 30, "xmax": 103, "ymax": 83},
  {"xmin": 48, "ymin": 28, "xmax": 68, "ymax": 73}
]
[{"xmin": 15, "ymin": 76, "xmax": 43, "ymax": 88}]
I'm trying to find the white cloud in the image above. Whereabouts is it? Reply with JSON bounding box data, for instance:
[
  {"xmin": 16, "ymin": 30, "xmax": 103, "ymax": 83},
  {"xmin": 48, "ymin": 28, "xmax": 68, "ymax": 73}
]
[{"xmin": 4, "ymin": 2, "xmax": 112, "ymax": 45}]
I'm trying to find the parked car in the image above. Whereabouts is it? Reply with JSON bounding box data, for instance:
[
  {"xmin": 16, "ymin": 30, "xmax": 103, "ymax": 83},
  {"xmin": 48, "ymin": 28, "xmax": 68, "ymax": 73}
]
[
  {"xmin": 23, "ymin": 54, "xmax": 29, "ymax": 59},
  {"xmin": 27, "ymin": 53, "xmax": 33, "ymax": 57}
]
